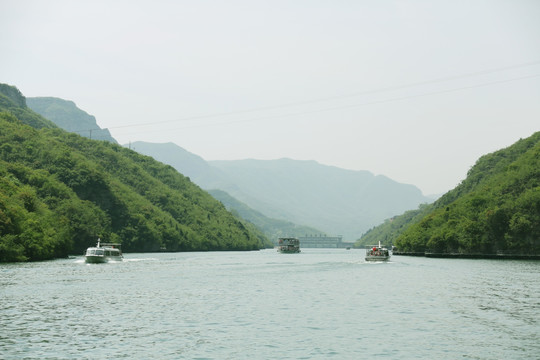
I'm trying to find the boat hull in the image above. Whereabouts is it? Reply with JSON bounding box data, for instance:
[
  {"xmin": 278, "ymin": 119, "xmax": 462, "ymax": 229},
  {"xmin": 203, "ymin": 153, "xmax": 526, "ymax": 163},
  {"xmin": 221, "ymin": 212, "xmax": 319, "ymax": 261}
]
[
  {"xmin": 278, "ymin": 249, "xmax": 301, "ymax": 253},
  {"xmin": 85, "ymin": 255, "xmax": 123, "ymax": 263},
  {"xmin": 85, "ymin": 255, "xmax": 108, "ymax": 264},
  {"xmin": 365, "ymin": 255, "xmax": 390, "ymax": 262}
]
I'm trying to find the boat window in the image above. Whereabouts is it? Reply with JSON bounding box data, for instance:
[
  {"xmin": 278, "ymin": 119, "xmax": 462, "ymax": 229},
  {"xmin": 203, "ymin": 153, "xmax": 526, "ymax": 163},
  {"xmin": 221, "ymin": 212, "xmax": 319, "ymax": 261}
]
[
  {"xmin": 95, "ymin": 249, "xmax": 104, "ymax": 255},
  {"xmin": 105, "ymin": 251, "xmax": 111, "ymax": 256}
]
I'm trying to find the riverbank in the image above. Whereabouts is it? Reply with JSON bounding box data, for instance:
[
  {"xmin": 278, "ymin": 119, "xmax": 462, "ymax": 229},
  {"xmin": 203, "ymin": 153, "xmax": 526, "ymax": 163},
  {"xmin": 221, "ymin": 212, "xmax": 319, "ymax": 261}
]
[{"xmin": 393, "ymin": 251, "xmax": 540, "ymax": 260}]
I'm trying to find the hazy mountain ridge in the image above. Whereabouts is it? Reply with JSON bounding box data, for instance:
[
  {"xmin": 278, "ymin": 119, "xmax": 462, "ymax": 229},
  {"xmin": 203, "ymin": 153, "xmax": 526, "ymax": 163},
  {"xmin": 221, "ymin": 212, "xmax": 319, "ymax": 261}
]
[
  {"xmin": 208, "ymin": 189, "xmax": 323, "ymax": 240},
  {"xmin": 130, "ymin": 141, "xmax": 229, "ymax": 189},
  {"xmin": 210, "ymin": 158, "xmax": 430, "ymax": 240},
  {"xmin": 27, "ymin": 97, "xmax": 117, "ymax": 143},
  {"xmin": 131, "ymin": 141, "xmax": 431, "ymax": 240},
  {"xmin": 129, "ymin": 142, "xmax": 325, "ymax": 240}
]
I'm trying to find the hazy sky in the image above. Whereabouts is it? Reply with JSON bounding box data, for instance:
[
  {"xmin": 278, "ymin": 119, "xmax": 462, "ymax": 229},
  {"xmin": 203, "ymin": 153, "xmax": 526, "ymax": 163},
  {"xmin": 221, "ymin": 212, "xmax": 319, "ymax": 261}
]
[{"xmin": 2, "ymin": 0, "xmax": 539, "ymax": 195}]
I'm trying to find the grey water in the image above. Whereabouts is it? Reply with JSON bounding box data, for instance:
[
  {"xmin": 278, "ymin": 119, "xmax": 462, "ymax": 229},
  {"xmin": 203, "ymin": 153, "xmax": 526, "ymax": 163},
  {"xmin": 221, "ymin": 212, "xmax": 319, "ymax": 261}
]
[{"xmin": 1, "ymin": 249, "xmax": 538, "ymax": 359}]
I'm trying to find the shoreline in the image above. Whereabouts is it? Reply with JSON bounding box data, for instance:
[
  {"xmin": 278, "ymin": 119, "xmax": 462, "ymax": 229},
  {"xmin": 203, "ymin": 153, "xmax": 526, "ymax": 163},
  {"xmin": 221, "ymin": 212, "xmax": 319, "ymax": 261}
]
[{"xmin": 393, "ymin": 252, "xmax": 540, "ymax": 260}]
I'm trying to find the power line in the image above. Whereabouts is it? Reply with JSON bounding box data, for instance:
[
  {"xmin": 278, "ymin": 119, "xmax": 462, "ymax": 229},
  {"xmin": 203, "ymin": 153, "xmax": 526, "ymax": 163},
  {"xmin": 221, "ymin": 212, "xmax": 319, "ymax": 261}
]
[
  {"xmin": 72, "ymin": 60, "xmax": 540, "ymax": 135},
  {"xmin": 110, "ymin": 72, "xmax": 540, "ymax": 137},
  {"xmin": 105, "ymin": 60, "xmax": 540, "ymax": 131}
]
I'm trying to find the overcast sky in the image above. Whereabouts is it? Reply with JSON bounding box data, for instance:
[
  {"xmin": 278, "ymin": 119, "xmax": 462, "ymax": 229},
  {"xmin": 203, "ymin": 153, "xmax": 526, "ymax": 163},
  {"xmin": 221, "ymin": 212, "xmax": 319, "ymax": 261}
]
[{"xmin": 2, "ymin": 0, "xmax": 539, "ymax": 195}]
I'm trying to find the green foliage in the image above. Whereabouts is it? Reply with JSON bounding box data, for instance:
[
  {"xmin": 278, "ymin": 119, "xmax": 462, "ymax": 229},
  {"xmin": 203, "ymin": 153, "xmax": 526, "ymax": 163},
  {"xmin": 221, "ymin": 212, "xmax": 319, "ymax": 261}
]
[
  {"xmin": 0, "ymin": 85, "xmax": 269, "ymax": 262},
  {"xmin": 355, "ymin": 203, "xmax": 431, "ymax": 247},
  {"xmin": 0, "ymin": 161, "xmax": 72, "ymax": 261},
  {"xmin": 0, "ymin": 84, "xmax": 57, "ymax": 129},
  {"xmin": 393, "ymin": 132, "xmax": 540, "ymax": 254}
]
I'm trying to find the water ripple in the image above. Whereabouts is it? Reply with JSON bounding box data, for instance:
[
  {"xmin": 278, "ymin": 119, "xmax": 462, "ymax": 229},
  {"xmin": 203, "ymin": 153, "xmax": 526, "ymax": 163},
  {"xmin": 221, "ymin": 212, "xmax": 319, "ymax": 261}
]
[{"xmin": 1, "ymin": 251, "xmax": 539, "ymax": 359}]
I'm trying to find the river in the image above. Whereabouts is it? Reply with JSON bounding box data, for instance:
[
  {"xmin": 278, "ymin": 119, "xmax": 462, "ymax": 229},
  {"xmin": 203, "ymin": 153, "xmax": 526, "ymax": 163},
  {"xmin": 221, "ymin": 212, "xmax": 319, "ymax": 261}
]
[{"xmin": 1, "ymin": 249, "xmax": 538, "ymax": 359}]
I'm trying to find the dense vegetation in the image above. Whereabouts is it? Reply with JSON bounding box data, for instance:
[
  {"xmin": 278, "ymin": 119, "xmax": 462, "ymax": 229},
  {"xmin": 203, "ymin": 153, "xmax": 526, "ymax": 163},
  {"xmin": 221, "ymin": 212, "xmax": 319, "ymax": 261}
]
[
  {"xmin": 0, "ymin": 85, "xmax": 271, "ymax": 262},
  {"xmin": 357, "ymin": 132, "xmax": 540, "ymax": 255},
  {"xmin": 0, "ymin": 84, "xmax": 57, "ymax": 129},
  {"xmin": 355, "ymin": 204, "xmax": 430, "ymax": 247}
]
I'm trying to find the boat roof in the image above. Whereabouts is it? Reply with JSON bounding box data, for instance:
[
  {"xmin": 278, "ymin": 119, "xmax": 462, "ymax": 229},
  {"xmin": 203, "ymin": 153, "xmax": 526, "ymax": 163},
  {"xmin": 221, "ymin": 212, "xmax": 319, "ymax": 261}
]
[{"xmin": 87, "ymin": 243, "xmax": 122, "ymax": 250}]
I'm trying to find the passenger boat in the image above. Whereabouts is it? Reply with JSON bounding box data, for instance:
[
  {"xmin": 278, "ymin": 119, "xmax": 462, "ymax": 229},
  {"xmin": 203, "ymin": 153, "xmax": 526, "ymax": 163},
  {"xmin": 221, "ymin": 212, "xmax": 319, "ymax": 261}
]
[
  {"xmin": 277, "ymin": 237, "xmax": 301, "ymax": 253},
  {"xmin": 84, "ymin": 238, "xmax": 123, "ymax": 263},
  {"xmin": 365, "ymin": 241, "xmax": 390, "ymax": 261}
]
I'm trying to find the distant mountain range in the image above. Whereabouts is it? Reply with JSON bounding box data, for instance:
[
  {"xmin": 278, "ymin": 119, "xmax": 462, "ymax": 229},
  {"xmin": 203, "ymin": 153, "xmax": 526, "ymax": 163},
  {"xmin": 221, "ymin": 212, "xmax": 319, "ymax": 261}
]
[
  {"xmin": 207, "ymin": 189, "xmax": 322, "ymax": 240},
  {"xmin": 22, "ymin": 95, "xmax": 433, "ymax": 241},
  {"xmin": 130, "ymin": 142, "xmax": 432, "ymax": 240}
]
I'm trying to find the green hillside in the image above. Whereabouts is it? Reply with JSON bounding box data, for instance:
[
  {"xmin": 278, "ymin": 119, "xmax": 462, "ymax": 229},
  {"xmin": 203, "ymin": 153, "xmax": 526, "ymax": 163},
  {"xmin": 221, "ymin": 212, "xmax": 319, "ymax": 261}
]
[
  {"xmin": 0, "ymin": 84, "xmax": 270, "ymax": 262},
  {"xmin": 0, "ymin": 84, "xmax": 57, "ymax": 129},
  {"xmin": 358, "ymin": 132, "xmax": 540, "ymax": 255},
  {"xmin": 355, "ymin": 204, "xmax": 430, "ymax": 247}
]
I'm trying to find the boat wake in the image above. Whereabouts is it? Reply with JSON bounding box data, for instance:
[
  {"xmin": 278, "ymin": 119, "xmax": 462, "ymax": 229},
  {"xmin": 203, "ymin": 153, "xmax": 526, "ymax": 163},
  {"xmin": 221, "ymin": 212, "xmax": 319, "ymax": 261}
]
[
  {"xmin": 123, "ymin": 258, "xmax": 158, "ymax": 262},
  {"xmin": 364, "ymin": 260, "xmax": 394, "ymax": 264}
]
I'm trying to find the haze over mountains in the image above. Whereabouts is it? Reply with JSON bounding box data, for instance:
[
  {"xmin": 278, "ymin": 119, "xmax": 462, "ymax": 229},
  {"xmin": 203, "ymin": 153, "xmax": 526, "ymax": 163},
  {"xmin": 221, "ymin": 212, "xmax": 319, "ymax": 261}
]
[
  {"xmin": 23, "ymin": 92, "xmax": 540, "ymax": 257},
  {"xmin": 130, "ymin": 142, "xmax": 432, "ymax": 240},
  {"xmin": 27, "ymin": 96, "xmax": 432, "ymax": 241},
  {"xmin": 27, "ymin": 97, "xmax": 117, "ymax": 143}
]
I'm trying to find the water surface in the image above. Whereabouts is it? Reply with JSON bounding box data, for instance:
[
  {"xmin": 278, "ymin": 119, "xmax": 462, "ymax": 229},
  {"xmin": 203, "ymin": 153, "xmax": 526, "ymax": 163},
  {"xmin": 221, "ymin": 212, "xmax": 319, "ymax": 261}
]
[{"xmin": 1, "ymin": 249, "xmax": 538, "ymax": 359}]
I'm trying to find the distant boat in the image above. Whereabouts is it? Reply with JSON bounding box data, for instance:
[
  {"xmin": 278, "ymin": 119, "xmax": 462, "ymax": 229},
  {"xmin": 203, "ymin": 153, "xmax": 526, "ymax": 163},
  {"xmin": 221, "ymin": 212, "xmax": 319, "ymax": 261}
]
[
  {"xmin": 84, "ymin": 238, "xmax": 123, "ymax": 263},
  {"xmin": 277, "ymin": 237, "xmax": 301, "ymax": 253},
  {"xmin": 365, "ymin": 241, "xmax": 390, "ymax": 262}
]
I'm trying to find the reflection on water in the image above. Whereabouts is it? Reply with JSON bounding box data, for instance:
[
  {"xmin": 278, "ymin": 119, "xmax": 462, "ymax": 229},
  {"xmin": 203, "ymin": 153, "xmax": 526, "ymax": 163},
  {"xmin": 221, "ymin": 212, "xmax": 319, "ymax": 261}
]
[{"xmin": 1, "ymin": 249, "xmax": 539, "ymax": 359}]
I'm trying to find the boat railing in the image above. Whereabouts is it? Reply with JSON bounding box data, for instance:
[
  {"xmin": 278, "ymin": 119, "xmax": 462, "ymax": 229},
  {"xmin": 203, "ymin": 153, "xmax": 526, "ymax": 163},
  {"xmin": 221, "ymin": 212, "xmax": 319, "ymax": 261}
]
[{"xmin": 99, "ymin": 243, "xmax": 122, "ymax": 248}]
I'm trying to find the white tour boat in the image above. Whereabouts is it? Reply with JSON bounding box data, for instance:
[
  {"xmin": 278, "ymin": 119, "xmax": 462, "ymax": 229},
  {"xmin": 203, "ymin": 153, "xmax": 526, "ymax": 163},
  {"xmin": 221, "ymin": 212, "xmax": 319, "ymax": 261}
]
[
  {"xmin": 84, "ymin": 238, "xmax": 123, "ymax": 263},
  {"xmin": 365, "ymin": 241, "xmax": 390, "ymax": 262}
]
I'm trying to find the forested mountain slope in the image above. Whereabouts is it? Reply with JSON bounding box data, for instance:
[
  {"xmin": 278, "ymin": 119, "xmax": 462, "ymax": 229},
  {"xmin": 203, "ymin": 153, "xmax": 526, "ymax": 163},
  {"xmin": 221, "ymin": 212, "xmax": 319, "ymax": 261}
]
[
  {"xmin": 0, "ymin": 84, "xmax": 57, "ymax": 129},
  {"xmin": 0, "ymin": 84, "xmax": 270, "ymax": 262},
  {"xmin": 359, "ymin": 132, "xmax": 540, "ymax": 255}
]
